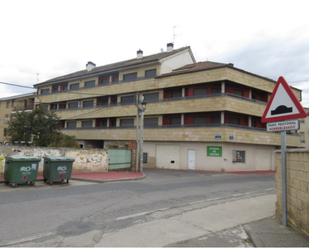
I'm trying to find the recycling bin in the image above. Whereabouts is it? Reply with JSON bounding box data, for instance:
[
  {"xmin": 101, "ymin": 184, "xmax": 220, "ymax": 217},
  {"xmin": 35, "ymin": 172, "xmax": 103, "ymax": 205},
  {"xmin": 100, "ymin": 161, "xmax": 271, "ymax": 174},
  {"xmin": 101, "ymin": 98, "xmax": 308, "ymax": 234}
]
[
  {"xmin": 4, "ymin": 155, "xmax": 41, "ymax": 187},
  {"xmin": 0, "ymin": 155, "xmax": 4, "ymax": 178},
  {"xmin": 43, "ymin": 156, "xmax": 75, "ymax": 185}
]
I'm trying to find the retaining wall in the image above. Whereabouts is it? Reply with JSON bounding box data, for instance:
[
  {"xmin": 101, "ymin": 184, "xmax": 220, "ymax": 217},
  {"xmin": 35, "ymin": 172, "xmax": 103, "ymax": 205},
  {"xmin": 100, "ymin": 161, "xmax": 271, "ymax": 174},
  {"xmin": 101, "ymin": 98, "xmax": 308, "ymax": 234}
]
[{"xmin": 0, "ymin": 146, "xmax": 108, "ymax": 173}]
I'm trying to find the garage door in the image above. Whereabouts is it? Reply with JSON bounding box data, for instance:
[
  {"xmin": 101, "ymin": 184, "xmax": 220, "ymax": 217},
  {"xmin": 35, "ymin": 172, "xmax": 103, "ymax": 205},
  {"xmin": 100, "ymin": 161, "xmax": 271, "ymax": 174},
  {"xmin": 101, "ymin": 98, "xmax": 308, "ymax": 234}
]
[
  {"xmin": 255, "ymin": 149, "xmax": 272, "ymax": 170},
  {"xmin": 156, "ymin": 145, "xmax": 180, "ymax": 169}
]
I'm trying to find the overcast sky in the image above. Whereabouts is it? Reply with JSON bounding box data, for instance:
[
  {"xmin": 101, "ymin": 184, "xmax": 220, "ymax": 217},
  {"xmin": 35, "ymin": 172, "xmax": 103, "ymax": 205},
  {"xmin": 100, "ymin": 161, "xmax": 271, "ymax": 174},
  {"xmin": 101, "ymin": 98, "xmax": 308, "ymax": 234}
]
[{"xmin": 1, "ymin": 0, "xmax": 309, "ymax": 106}]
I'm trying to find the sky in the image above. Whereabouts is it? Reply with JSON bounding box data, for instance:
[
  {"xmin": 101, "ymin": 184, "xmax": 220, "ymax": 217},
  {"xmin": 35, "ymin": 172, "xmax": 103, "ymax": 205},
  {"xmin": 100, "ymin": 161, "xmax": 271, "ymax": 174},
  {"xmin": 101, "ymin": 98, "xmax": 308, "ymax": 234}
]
[{"xmin": 1, "ymin": 0, "xmax": 309, "ymax": 106}]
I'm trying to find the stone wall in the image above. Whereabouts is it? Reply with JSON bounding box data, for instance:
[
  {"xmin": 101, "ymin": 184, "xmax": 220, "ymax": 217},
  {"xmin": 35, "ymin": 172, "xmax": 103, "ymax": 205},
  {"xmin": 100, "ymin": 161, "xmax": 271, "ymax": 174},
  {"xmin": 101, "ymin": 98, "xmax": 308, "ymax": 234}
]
[
  {"xmin": 0, "ymin": 146, "xmax": 108, "ymax": 174},
  {"xmin": 275, "ymin": 149, "xmax": 309, "ymax": 237}
]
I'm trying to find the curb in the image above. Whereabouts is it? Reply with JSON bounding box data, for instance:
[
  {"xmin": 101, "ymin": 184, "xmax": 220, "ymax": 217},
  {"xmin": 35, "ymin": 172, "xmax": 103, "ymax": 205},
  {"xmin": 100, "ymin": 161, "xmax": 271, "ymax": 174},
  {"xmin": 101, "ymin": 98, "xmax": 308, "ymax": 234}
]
[
  {"xmin": 0, "ymin": 174, "xmax": 146, "ymax": 185},
  {"xmin": 70, "ymin": 174, "xmax": 146, "ymax": 183}
]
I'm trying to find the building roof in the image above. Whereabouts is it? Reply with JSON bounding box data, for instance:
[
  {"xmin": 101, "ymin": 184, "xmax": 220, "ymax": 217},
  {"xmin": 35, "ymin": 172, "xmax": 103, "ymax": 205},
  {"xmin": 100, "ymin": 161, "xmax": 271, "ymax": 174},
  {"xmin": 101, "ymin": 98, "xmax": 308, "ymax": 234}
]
[
  {"xmin": 34, "ymin": 46, "xmax": 192, "ymax": 87},
  {"xmin": 157, "ymin": 61, "xmax": 277, "ymax": 84}
]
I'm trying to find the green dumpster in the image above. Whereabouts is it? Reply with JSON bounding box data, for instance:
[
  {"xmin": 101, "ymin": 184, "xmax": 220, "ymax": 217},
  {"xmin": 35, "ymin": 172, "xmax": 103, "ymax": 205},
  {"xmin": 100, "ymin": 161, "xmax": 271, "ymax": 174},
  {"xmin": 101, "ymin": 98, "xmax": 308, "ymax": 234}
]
[
  {"xmin": 4, "ymin": 155, "xmax": 41, "ymax": 187},
  {"xmin": 43, "ymin": 156, "xmax": 75, "ymax": 185},
  {"xmin": 0, "ymin": 155, "xmax": 5, "ymax": 178}
]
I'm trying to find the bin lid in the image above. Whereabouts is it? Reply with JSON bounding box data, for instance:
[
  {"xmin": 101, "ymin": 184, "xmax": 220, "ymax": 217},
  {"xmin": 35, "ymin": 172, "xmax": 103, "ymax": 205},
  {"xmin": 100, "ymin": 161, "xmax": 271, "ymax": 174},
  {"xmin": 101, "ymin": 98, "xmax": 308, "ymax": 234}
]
[
  {"xmin": 0, "ymin": 156, "xmax": 5, "ymax": 160},
  {"xmin": 43, "ymin": 156, "xmax": 75, "ymax": 162},
  {"xmin": 5, "ymin": 155, "xmax": 41, "ymax": 162}
]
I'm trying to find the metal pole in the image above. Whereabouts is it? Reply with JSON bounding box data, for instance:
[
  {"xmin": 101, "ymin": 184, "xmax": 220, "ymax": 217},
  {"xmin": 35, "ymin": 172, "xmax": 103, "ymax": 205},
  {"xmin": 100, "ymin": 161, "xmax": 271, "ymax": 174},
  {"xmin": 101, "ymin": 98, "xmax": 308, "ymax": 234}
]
[
  {"xmin": 281, "ymin": 131, "xmax": 287, "ymax": 227},
  {"xmin": 139, "ymin": 106, "xmax": 144, "ymax": 173},
  {"xmin": 135, "ymin": 93, "xmax": 140, "ymax": 172}
]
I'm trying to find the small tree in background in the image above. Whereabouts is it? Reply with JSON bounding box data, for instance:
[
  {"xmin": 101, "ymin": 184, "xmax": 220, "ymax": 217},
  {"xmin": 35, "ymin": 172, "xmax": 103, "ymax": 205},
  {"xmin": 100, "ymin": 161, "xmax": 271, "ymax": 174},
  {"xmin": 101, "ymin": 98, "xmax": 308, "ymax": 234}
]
[{"xmin": 7, "ymin": 104, "xmax": 79, "ymax": 147}]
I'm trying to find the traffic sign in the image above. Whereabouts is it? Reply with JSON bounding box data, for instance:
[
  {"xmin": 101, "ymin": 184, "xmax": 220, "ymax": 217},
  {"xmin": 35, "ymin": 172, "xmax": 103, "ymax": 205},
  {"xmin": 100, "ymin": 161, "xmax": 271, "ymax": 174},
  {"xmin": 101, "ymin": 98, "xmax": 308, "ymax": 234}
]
[
  {"xmin": 267, "ymin": 120, "xmax": 299, "ymax": 132},
  {"xmin": 261, "ymin": 76, "xmax": 307, "ymax": 123}
]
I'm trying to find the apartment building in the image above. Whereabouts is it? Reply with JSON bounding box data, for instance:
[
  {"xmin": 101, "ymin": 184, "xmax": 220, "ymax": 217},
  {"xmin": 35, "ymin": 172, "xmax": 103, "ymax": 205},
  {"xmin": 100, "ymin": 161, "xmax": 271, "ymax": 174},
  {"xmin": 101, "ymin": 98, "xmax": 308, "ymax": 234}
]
[
  {"xmin": 0, "ymin": 92, "xmax": 36, "ymax": 144},
  {"xmin": 298, "ymin": 107, "xmax": 309, "ymax": 148},
  {"xmin": 33, "ymin": 43, "xmax": 303, "ymax": 172}
]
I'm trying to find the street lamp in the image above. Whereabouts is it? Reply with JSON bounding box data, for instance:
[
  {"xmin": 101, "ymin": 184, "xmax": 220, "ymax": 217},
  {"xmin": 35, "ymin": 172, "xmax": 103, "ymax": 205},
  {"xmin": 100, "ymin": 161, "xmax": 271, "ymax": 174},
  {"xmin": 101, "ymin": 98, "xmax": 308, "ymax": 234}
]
[{"xmin": 136, "ymin": 94, "xmax": 147, "ymax": 173}]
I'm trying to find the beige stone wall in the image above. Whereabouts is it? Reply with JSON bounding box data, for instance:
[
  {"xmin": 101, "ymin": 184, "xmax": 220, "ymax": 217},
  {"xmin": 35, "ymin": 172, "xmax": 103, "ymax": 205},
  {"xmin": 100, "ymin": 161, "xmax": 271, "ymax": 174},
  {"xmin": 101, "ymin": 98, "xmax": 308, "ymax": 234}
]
[
  {"xmin": 0, "ymin": 146, "xmax": 108, "ymax": 174},
  {"xmin": 275, "ymin": 149, "xmax": 309, "ymax": 237},
  {"xmin": 62, "ymin": 127, "xmax": 300, "ymax": 147}
]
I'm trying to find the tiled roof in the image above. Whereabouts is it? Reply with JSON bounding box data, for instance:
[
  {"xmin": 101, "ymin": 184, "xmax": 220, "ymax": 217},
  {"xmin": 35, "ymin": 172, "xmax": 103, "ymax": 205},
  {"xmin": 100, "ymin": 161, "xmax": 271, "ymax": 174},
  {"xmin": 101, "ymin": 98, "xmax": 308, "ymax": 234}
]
[
  {"xmin": 35, "ymin": 46, "xmax": 191, "ymax": 86},
  {"xmin": 157, "ymin": 61, "xmax": 233, "ymax": 77}
]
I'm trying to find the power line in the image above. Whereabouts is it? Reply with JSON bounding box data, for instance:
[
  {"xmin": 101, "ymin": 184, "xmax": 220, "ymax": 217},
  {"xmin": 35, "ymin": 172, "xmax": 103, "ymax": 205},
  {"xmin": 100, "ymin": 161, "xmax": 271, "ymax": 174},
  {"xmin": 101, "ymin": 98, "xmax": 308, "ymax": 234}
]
[{"xmin": 0, "ymin": 81, "xmax": 35, "ymax": 89}]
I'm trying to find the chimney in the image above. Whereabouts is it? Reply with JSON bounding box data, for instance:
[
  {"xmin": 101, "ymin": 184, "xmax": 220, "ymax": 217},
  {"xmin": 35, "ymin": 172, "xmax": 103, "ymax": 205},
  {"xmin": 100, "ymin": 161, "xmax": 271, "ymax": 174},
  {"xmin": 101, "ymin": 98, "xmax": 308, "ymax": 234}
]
[
  {"xmin": 86, "ymin": 61, "xmax": 96, "ymax": 71},
  {"xmin": 137, "ymin": 49, "xmax": 143, "ymax": 59},
  {"xmin": 167, "ymin": 43, "xmax": 174, "ymax": 52}
]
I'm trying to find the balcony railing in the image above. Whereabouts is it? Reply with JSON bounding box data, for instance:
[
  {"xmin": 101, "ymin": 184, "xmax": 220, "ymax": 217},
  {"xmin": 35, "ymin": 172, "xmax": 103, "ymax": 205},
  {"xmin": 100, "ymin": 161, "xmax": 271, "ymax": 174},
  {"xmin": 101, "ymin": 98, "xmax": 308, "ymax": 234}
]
[
  {"xmin": 52, "ymin": 93, "xmax": 267, "ymax": 112},
  {"xmin": 61, "ymin": 123, "xmax": 268, "ymax": 132}
]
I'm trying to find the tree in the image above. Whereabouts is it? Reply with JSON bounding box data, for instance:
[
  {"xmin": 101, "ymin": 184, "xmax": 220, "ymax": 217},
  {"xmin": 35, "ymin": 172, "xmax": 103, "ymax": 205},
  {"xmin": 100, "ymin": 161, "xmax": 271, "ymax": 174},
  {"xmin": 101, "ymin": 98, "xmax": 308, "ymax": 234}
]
[
  {"xmin": 7, "ymin": 104, "xmax": 78, "ymax": 147},
  {"xmin": 48, "ymin": 133, "xmax": 80, "ymax": 148}
]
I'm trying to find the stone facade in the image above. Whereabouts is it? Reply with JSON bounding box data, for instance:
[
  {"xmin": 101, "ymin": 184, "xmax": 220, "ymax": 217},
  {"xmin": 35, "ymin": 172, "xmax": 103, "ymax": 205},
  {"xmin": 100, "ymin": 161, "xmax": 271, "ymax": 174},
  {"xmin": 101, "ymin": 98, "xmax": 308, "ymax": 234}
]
[
  {"xmin": 0, "ymin": 146, "xmax": 108, "ymax": 174},
  {"xmin": 275, "ymin": 149, "xmax": 309, "ymax": 237}
]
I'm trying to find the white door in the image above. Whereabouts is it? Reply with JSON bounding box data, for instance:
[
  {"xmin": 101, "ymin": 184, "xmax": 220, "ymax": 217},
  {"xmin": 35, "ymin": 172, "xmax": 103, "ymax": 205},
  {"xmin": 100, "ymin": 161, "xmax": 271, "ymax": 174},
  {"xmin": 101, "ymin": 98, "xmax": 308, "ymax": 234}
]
[
  {"xmin": 156, "ymin": 145, "xmax": 180, "ymax": 169},
  {"xmin": 188, "ymin": 150, "xmax": 195, "ymax": 170},
  {"xmin": 255, "ymin": 149, "xmax": 272, "ymax": 170}
]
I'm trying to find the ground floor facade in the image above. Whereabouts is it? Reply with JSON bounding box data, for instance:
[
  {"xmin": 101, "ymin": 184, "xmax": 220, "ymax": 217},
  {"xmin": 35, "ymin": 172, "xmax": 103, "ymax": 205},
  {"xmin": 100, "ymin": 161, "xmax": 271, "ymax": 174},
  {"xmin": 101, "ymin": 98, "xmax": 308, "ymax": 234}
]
[{"xmin": 142, "ymin": 141, "xmax": 276, "ymax": 172}]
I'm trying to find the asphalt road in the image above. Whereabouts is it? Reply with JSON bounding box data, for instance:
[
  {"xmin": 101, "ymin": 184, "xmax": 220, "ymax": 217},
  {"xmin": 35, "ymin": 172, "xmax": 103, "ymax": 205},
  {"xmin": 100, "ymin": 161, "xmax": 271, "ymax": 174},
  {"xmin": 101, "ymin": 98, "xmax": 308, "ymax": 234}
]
[{"xmin": 0, "ymin": 169, "xmax": 276, "ymax": 247}]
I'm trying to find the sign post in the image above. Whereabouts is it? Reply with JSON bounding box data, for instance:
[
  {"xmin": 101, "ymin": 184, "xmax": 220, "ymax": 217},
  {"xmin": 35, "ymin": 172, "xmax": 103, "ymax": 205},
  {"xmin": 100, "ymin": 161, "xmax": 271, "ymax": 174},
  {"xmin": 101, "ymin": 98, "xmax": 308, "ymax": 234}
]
[{"xmin": 262, "ymin": 76, "xmax": 307, "ymax": 227}]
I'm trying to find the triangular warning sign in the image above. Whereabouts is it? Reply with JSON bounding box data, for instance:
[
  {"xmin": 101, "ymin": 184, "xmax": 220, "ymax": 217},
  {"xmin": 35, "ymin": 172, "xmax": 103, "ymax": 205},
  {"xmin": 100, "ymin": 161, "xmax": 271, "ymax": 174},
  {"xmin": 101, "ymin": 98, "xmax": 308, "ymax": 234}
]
[{"xmin": 261, "ymin": 76, "xmax": 307, "ymax": 123}]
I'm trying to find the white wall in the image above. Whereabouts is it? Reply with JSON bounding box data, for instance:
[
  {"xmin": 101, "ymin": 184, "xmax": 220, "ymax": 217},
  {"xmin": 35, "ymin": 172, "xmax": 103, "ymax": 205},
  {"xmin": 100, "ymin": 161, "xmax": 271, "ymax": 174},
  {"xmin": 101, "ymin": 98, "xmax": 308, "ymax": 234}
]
[{"xmin": 143, "ymin": 141, "xmax": 276, "ymax": 172}]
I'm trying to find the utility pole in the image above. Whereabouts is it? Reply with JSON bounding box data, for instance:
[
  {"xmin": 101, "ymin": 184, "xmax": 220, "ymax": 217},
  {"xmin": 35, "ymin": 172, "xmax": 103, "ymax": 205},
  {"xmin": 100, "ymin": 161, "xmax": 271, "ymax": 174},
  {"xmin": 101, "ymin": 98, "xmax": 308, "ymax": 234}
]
[{"xmin": 135, "ymin": 93, "xmax": 146, "ymax": 172}]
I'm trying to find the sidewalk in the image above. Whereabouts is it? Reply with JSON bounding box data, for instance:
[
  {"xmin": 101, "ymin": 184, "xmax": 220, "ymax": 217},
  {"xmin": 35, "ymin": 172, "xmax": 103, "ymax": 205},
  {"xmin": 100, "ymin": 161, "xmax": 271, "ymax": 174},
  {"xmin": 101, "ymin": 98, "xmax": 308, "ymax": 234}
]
[{"xmin": 0, "ymin": 171, "xmax": 145, "ymax": 184}]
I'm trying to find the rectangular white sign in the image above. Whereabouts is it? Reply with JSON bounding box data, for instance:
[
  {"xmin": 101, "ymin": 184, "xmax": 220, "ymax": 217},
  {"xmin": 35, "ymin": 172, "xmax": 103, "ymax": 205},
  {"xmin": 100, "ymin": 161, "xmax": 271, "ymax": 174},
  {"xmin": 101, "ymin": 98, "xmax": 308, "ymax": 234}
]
[{"xmin": 267, "ymin": 120, "xmax": 300, "ymax": 132}]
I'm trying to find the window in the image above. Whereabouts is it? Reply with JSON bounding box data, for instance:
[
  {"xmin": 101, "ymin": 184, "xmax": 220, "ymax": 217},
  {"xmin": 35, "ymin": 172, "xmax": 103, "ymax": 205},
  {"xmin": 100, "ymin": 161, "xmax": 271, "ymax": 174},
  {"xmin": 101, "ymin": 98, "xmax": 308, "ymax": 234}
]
[
  {"xmin": 211, "ymin": 88, "xmax": 221, "ymax": 94},
  {"xmin": 144, "ymin": 118, "xmax": 158, "ymax": 127},
  {"xmin": 121, "ymin": 95, "xmax": 135, "ymax": 104},
  {"xmin": 100, "ymin": 77, "xmax": 109, "ymax": 85},
  {"xmin": 232, "ymin": 151, "xmax": 245, "ymax": 163},
  {"xmin": 83, "ymin": 100, "xmax": 94, "ymax": 108},
  {"xmin": 84, "ymin": 80, "xmax": 95, "ymax": 88},
  {"xmin": 193, "ymin": 88, "xmax": 207, "ymax": 96},
  {"xmin": 68, "ymin": 102, "xmax": 78, "ymax": 109},
  {"xmin": 67, "ymin": 121, "xmax": 77, "ymax": 128},
  {"xmin": 300, "ymin": 132, "xmax": 305, "ymax": 143},
  {"xmin": 60, "ymin": 84, "xmax": 68, "ymax": 91},
  {"xmin": 4, "ymin": 128, "xmax": 7, "ymax": 137},
  {"xmin": 112, "ymin": 75, "xmax": 119, "ymax": 83},
  {"xmin": 97, "ymin": 119, "xmax": 108, "ymax": 127},
  {"xmin": 145, "ymin": 69, "xmax": 157, "ymax": 78},
  {"xmin": 11, "ymin": 100, "xmax": 15, "ymax": 108},
  {"xmin": 143, "ymin": 93, "xmax": 159, "ymax": 102},
  {"xmin": 97, "ymin": 97, "xmax": 109, "ymax": 106},
  {"xmin": 70, "ymin": 83, "xmax": 79, "ymax": 90},
  {"xmin": 171, "ymin": 91, "xmax": 182, "ymax": 98},
  {"xmin": 229, "ymin": 117, "xmax": 240, "ymax": 125},
  {"xmin": 143, "ymin": 153, "xmax": 148, "ymax": 163},
  {"xmin": 170, "ymin": 117, "xmax": 181, "ymax": 125},
  {"xmin": 233, "ymin": 89, "xmax": 244, "ymax": 96},
  {"xmin": 193, "ymin": 116, "xmax": 207, "ymax": 125},
  {"xmin": 211, "ymin": 116, "xmax": 220, "ymax": 124},
  {"xmin": 41, "ymin": 89, "xmax": 50, "ymax": 94},
  {"xmin": 4, "ymin": 114, "xmax": 9, "ymax": 123},
  {"xmin": 52, "ymin": 85, "xmax": 59, "ymax": 92},
  {"xmin": 120, "ymin": 119, "xmax": 134, "ymax": 127},
  {"xmin": 82, "ymin": 121, "xmax": 93, "ymax": 128},
  {"xmin": 123, "ymin": 72, "xmax": 137, "ymax": 81},
  {"xmin": 6, "ymin": 101, "xmax": 10, "ymax": 108}
]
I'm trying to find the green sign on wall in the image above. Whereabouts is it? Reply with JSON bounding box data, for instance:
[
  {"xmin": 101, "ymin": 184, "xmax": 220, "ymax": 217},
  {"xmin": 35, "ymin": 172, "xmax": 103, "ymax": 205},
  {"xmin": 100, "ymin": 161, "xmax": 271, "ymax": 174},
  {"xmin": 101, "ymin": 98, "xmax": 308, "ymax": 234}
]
[{"xmin": 207, "ymin": 146, "xmax": 222, "ymax": 157}]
